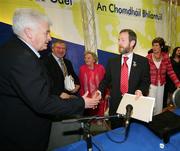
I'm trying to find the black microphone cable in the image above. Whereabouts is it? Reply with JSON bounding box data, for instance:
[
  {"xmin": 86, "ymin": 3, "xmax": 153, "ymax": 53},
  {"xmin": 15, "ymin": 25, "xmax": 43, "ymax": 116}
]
[{"xmin": 105, "ymin": 104, "xmax": 133, "ymax": 143}]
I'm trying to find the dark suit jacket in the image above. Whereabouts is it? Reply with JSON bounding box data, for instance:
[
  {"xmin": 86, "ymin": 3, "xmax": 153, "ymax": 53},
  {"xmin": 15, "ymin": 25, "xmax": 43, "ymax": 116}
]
[
  {"xmin": 42, "ymin": 54, "xmax": 80, "ymax": 95},
  {"xmin": 99, "ymin": 53, "xmax": 150, "ymax": 115},
  {"xmin": 0, "ymin": 35, "xmax": 84, "ymax": 151}
]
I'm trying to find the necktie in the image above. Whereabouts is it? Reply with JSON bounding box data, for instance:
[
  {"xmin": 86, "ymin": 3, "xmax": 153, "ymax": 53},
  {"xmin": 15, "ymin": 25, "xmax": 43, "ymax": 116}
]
[
  {"xmin": 59, "ymin": 58, "xmax": 68, "ymax": 77},
  {"xmin": 120, "ymin": 56, "xmax": 129, "ymax": 94}
]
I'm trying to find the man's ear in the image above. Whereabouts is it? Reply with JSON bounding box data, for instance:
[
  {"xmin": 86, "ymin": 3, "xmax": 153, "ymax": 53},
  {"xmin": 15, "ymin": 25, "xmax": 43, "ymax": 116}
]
[
  {"xmin": 130, "ymin": 40, "xmax": 135, "ymax": 48},
  {"xmin": 24, "ymin": 27, "xmax": 33, "ymax": 39}
]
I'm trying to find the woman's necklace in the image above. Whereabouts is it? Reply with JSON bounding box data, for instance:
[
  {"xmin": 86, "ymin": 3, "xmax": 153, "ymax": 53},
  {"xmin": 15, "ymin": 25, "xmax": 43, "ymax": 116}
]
[{"xmin": 153, "ymin": 53, "xmax": 162, "ymax": 62}]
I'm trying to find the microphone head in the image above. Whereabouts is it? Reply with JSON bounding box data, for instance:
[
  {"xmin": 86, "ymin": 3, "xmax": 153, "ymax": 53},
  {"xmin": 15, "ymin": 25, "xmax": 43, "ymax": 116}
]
[
  {"xmin": 125, "ymin": 104, "xmax": 133, "ymax": 128},
  {"xmin": 125, "ymin": 104, "xmax": 133, "ymax": 119},
  {"xmin": 126, "ymin": 104, "xmax": 133, "ymax": 111}
]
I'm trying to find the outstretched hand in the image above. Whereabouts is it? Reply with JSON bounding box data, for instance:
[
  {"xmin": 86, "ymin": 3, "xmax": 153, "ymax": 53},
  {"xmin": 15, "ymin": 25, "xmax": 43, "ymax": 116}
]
[{"xmin": 82, "ymin": 91, "xmax": 101, "ymax": 109}]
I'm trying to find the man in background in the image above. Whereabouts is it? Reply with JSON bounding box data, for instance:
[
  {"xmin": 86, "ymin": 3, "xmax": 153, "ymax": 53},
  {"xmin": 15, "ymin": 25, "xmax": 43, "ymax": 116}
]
[{"xmin": 42, "ymin": 40, "xmax": 80, "ymax": 99}]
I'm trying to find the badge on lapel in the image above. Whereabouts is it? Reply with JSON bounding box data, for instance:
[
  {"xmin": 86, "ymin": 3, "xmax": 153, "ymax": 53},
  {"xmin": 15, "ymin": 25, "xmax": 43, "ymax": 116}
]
[{"xmin": 133, "ymin": 61, "xmax": 137, "ymax": 67}]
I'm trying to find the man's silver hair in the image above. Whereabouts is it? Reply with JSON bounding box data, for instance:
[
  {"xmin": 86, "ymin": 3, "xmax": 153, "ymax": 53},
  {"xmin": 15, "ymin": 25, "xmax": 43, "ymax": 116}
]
[{"xmin": 12, "ymin": 8, "xmax": 52, "ymax": 36}]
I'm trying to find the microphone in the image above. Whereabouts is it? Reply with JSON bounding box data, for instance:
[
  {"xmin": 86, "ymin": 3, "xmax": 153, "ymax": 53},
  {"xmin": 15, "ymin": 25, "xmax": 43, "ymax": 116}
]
[
  {"xmin": 124, "ymin": 104, "xmax": 133, "ymax": 140},
  {"xmin": 125, "ymin": 104, "xmax": 133, "ymax": 128}
]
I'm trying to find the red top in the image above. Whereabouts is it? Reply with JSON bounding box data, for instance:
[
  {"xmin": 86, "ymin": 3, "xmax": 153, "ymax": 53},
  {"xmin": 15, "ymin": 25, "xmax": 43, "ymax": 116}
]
[
  {"xmin": 79, "ymin": 63, "xmax": 108, "ymax": 116},
  {"xmin": 146, "ymin": 52, "xmax": 180, "ymax": 87}
]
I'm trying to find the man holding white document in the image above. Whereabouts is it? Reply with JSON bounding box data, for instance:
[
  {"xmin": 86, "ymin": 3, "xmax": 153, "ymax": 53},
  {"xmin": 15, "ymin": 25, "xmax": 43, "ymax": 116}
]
[{"xmin": 98, "ymin": 29, "xmax": 150, "ymax": 129}]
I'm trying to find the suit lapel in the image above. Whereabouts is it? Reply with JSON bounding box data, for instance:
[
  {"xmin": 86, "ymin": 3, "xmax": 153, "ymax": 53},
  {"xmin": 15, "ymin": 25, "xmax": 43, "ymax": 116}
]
[
  {"xmin": 50, "ymin": 55, "xmax": 64, "ymax": 77},
  {"xmin": 16, "ymin": 36, "xmax": 40, "ymax": 60},
  {"xmin": 116, "ymin": 55, "xmax": 122, "ymax": 92},
  {"xmin": 129, "ymin": 54, "xmax": 138, "ymax": 91}
]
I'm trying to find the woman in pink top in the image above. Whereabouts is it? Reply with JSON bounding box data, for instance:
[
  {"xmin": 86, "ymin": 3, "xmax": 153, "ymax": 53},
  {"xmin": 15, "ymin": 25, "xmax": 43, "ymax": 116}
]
[
  {"xmin": 79, "ymin": 51, "xmax": 109, "ymax": 116},
  {"xmin": 146, "ymin": 37, "xmax": 180, "ymax": 115}
]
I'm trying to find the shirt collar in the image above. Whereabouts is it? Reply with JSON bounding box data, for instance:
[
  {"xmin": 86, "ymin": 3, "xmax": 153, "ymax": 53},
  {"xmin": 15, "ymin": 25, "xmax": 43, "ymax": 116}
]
[
  {"xmin": 18, "ymin": 37, "xmax": 41, "ymax": 58},
  {"xmin": 52, "ymin": 53, "xmax": 62, "ymax": 62},
  {"xmin": 122, "ymin": 52, "xmax": 133, "ymax": 60}
]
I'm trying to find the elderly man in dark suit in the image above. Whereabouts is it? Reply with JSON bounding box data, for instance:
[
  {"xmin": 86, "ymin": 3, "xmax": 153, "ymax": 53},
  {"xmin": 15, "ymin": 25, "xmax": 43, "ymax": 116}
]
[
  {"xmin": 42, "ymin": 40, "xmax": 80, "ymax": 99},
  {"xmin": 0, "ymin": 8, "xmax": 100, "ymax": 151},
  {"xmin": 99, "ymin": 29, "xmax": 150, "ymax": 129}
]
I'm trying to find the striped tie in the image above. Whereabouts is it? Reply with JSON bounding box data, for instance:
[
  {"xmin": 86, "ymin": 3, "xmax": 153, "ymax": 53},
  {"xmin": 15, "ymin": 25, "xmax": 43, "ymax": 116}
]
[{"xmin": 59, "ymin": 58, "xmax": 68, "ymax": 77}]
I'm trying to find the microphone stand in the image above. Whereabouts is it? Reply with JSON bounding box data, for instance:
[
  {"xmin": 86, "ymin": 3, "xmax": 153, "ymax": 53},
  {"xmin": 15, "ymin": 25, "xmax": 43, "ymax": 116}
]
[
  {"xmin": 124, "ymin": 104, "xmax": 133, "ymax": 141},
  {"xmin": 124, "ymin": 119, "xmax": 130, "ymax": 141},
  {"xmin": 62, "ymin": 114, "xmax": 124, "ymax": 123},
  {"xmin": 62, "ymin": 114, "xmax": 124, "ymax": 151},
  {"xmin": 82, "ymin": 122, "xmax": 92, "ymax": 151}
]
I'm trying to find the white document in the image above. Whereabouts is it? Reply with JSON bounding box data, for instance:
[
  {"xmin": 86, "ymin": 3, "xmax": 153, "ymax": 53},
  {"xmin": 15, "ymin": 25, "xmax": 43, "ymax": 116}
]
[{"xmin": 116, "ymin": 93, "xmax": 155, "ymax": 123}]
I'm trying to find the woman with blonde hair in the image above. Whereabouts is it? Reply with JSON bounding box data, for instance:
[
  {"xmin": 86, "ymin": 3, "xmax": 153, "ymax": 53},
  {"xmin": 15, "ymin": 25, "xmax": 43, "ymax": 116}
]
[{"xmin": 79, "ymin": 51, "xmax": 109, "ymax": 116}]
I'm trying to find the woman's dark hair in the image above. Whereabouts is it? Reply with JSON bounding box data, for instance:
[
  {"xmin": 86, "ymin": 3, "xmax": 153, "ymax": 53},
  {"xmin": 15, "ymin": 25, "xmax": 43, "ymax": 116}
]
[
  {"xmin": 172, "ymin": 47, "xmax": 180, "ymax": 58},
  {"xmin": 163, "ymin": 45, "xmax": 170, "ymax": 53},
  {"xmin": 152, "ymin": 37, "xmax": 165, "ymax": 49}
]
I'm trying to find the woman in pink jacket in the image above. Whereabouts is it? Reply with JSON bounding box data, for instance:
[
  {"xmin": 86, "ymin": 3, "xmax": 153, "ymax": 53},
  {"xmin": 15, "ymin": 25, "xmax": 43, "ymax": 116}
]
[
  {"xmin": 146, "ymin": 37, "xmax": 180, "ymax": 115},
  {"xmin": 79, "ymin": 51, "xmax": 109, "ymax": 116}
]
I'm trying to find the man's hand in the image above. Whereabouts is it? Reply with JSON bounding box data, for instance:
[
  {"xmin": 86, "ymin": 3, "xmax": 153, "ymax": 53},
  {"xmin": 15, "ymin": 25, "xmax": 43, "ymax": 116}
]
[
  {"xmin": 59, "ymin": 92, "xmax": 71, "ymax": 99},
  {"xmin": 70, "ymin": 84, "xmax": 80, "ymax": 93},
  {"xmin": 135, "ymin": 90, "xmax": 142, "ymax": 100},
  {"xmin": 105, "ymin": 94, "xmax": 110, "ymax": 100},
  {"xmin": 82, "ymin": 91, "xmax": 100, "ymax": 109},
  {"xmin": 92, "ymin": 90, "xmax": 102, "ymax": 100}
]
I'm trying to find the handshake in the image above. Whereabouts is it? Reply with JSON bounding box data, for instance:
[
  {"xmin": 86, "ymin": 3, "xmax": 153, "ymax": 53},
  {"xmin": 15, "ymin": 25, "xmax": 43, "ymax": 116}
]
[
  {"xmin": 82, "ymin": 90, "xmax": 102, "ymax": 109},
  {"xmin": 59, "ymin": 90, "xmax": 102, "ymax": 109}
]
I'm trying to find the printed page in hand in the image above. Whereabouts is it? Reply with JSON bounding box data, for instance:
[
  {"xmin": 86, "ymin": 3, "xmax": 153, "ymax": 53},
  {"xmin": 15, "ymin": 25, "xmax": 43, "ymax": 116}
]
[{"xmin": 116, "ymin": 93, "xmax": 155, "ymax": 123}]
